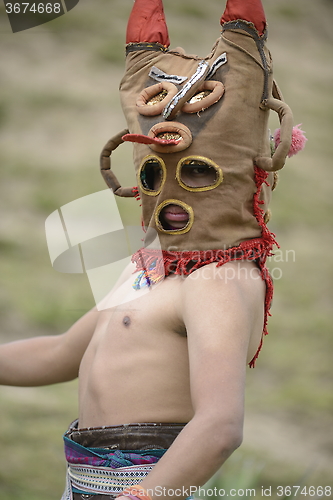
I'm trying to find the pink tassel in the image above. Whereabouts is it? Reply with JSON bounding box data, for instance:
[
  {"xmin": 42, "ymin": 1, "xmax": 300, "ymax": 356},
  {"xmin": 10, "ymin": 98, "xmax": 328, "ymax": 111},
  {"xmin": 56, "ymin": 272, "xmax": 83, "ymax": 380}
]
[{"xmin": 274, "ymin": 124, "xmax": 307, "ymax": 157}]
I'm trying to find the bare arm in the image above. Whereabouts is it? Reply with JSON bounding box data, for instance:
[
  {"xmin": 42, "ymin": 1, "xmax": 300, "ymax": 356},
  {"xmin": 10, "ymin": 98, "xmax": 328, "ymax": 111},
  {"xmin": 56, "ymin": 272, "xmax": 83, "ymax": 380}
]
[
  {"xmin": 0, "ymin": 260, "xmax": 137, "ymax": 387},
  {"xmin": 135, "ymin": 261, "xmax": 265, "ymax": 499},
  {"xmin": 0, "ymin": 308, "xmax": 99, "ymax": 386}
]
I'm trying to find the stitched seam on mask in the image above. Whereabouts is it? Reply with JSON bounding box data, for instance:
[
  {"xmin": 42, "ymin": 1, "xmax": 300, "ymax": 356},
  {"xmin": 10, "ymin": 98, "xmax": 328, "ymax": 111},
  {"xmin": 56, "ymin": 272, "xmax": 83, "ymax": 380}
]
[
  {"xmin": 220, "ymin": 33, "xmax": 268, "ymax": 73},
  {"xmin": 221, "ymin": 21, "xmax": 269, "ymax": 102}
]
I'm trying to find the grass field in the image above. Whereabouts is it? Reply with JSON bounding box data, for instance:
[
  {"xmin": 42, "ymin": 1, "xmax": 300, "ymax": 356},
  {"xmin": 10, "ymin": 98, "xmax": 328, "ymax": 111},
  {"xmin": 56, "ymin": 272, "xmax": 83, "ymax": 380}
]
[{"xmin": 1, "ymin": 0, "xmax": 333, "ymax": 498}]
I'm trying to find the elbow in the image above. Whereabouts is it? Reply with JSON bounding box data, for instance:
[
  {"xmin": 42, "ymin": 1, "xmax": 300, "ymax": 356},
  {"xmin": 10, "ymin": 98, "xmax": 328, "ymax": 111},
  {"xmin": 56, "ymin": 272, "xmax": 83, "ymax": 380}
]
[
  {"xmin": 208, "ymin": 412, "xmax": 244, "ymax": 454},
  {"xmin": 210, "ymin": 417, "xmax": 244, "ymax": 457},
  {"xmin": 217, "ymin": 424, "xmax": 243, "ymax": 456},
  {"xmin": 228, "ymin": 427, "xmax": 243, "ymax": 452},
  {"xmin": 192, "ymin": 413, "xmax": 243, "ymax": 458},
  {"xmin": 204, "ymin": 421, "xmax": 243, "ymax": 466}
]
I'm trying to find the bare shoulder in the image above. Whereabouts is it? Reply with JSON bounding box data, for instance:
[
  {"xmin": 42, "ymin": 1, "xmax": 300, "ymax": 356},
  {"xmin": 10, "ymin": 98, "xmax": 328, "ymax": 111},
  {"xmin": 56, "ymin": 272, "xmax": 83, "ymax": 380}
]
[
  {"xmin": 180, "ymin": 261, "xmax": 266, "ymax": 364},
  {"xmin": 175, "ymin": 261, "xmax": 266, "ymax": 426},
  {"xmin": 181, "ymin": 260, "xmax": 265, "ymax": 309}
]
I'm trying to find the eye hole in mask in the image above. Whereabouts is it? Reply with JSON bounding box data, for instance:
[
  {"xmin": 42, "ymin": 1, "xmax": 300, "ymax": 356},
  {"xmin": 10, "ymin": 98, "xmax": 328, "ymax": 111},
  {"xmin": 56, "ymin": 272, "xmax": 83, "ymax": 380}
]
[
  {"xmin": 139, "ymin": 155, "xmax": 166, "ymax": 195},
  {"xmin": 176, "ymin": 156, "xmax": 223, "ymax": 192},
  {"xmin": 136, "ymin": 82, "xmax": 178, "ymax": 117}
]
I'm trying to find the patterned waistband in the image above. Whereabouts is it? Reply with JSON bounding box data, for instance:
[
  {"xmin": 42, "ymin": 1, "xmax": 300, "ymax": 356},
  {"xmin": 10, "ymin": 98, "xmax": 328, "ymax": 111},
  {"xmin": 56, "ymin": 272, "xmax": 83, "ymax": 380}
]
[
  {"xmin": 62, "ymin": 421, "xmax": 186, "ymax": 500},
  {"xmin": 63, "ymin": 462, "xmax": 155, "ymax": 499}
]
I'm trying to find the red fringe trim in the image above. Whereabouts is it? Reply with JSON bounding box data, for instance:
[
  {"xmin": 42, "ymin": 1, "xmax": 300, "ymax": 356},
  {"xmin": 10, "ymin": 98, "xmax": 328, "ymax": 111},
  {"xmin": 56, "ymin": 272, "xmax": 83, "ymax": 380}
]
[
  {"xmin": 253, "ymin": 166, "xmax": 279, "ymax": 250},
  {"xmin": 132, "ymin": 240, "xmax": 272, "ymax": 280},
  {"xmin": 250, "ymin": 167, "xmax": 276, "ymax": 366},
  {"xmin": 132, "ymin": 186, "xmax": 141, "ymax": 201},
  {"xmin": 132, "ymin": 167, "xmax": 277, "ymax": 368},
  {"xmin": 249, "ymin": 263, "xmax": 273, "ymax": 368}
]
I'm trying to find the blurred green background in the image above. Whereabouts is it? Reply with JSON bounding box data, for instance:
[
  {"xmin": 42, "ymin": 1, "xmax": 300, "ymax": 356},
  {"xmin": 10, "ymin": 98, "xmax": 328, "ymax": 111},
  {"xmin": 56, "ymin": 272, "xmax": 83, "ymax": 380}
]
[{"xmin": 0, "ymin": 0, "xmax": 332, "ymax": 498}]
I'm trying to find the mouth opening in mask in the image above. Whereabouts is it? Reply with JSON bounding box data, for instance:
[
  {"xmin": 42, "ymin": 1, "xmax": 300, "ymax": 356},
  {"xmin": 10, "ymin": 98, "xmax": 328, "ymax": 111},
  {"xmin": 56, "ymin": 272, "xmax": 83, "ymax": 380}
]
[{"xmin": 155, "ymin": 200, "xmax": 194, "ymax": 234}]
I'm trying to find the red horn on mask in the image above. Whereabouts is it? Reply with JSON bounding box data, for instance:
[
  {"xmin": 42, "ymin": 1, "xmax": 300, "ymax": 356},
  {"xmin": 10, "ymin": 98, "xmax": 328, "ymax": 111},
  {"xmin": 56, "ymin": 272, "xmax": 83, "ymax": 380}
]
[
  {"xmin": 220, "ymin": 0, "xmax": 266, "ymax": 36},
  {"xmin": 126, "ymin": 0, "xmax": 170, "ymax": 47}
]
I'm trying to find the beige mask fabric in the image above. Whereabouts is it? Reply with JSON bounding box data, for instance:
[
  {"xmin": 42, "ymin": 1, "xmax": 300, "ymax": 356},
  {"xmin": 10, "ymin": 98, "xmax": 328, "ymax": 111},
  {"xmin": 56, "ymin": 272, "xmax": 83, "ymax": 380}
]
[
  {"xmin": 117, "ymin": 21, "xmax": 287, "ymax": 262},
  {"xmin": 100, "ymin": 0, "xmax": 299, "ymax": 366}
]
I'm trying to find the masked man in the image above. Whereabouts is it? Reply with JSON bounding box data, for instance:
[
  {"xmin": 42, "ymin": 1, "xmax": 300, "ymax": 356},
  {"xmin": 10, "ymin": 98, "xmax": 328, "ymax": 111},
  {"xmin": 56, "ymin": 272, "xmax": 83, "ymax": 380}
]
[{"xmin": 0, "ymin": 1, "xmax": 305, "ymax": 499}]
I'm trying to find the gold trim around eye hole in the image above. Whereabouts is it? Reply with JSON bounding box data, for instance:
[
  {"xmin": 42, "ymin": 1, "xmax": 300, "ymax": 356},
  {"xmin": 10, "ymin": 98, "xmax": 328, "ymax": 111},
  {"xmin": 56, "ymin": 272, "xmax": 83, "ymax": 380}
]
[
  {"xmin": 138, "ymin": 155, "xmax": 167, "ymax": 196},
  {"xmin": 176, "ymin": 156, "xmax": 223, "ymax": 192},
  {"xmin": 155, "ymin": 199, "xmax": 194, "ymax": 235}
]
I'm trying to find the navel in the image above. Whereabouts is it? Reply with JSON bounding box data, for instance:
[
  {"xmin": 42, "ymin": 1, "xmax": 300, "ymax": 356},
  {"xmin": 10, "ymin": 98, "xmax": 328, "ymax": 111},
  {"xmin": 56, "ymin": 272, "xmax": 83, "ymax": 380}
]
[{"xmin": 123, "ymin": 315, "xmax": 131, "ymax": 327}]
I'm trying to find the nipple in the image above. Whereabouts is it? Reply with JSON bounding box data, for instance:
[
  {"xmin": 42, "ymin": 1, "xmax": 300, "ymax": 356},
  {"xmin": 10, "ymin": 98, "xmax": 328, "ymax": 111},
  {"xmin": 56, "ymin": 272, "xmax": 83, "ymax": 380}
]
[{"xmin": 123, "ymin": 316, "xmax": 131, "ymax": 327}]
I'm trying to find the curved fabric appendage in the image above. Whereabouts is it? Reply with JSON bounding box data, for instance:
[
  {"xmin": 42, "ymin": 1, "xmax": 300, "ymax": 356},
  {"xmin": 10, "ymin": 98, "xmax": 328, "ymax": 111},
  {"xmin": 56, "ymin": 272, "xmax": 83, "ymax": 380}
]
[
  {"xmin": 255, "ymin": 98, "xmax": 294, "ymax": 172},
  {"xmin": 100, "ymin": 130, "xmax": 136, "ymax": 197},
  {"xmin": 126, "ymin": 0, "xmax": 170, "ymax": 47},
  {"xmin": 220, "ymin": 0, "xmax": 266, "ymax": 36}
]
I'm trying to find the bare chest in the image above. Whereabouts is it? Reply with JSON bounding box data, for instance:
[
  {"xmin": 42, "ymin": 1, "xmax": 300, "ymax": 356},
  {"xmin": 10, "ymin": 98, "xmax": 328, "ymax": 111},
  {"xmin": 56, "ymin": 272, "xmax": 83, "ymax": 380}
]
[
  {"xmin": 78, "ymin": 273, "xmax": 193, "ymax": 427},
  {"xmin": 90, "ymin": 274, "xmax": 187, "ymax": 357}
]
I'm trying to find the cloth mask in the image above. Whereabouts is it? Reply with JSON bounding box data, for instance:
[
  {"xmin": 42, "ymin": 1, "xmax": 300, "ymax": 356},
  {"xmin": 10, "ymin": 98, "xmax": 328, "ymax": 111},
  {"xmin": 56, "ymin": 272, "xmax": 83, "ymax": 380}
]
[{"xmin": 99, "ymin": 0, "xmax": 306, "ymax": 366}]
